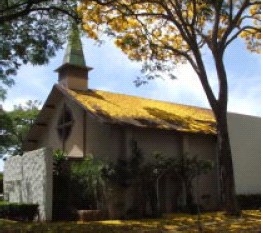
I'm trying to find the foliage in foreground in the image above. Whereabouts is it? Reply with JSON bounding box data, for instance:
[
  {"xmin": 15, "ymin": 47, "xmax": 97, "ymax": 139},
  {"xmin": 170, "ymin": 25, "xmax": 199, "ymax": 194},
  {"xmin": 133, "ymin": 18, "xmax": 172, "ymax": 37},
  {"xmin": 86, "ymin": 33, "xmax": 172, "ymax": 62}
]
[
  {"xmin": 0, "ymin": 100, "xmax": 40, "ymax": 157},
  {"xmin": 0, "ymin": 202, "xmax": 38, "ymax": 221},
  {"xmin": 68, "ymin": 143, "xmax": 214, "ymax": 219},
  {"xmin": 0, "ymin": 0, "xmax": 79, "ymax": 100},
  {"xmin": 237, "ymin": 194, "xmax": 261, "ymax": 210},
  {"xmin": 71, "ymin": 155, "xmax": 107, "ymax": 210},
  {"xmin": 0, "ymin": 210, "xmax": 260, "ymax": 233}
]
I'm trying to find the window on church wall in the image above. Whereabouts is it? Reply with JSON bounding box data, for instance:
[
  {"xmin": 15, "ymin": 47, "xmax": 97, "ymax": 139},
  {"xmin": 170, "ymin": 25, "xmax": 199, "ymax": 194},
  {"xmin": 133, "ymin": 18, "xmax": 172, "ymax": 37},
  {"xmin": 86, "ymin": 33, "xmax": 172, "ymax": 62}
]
[{"xmin": 57, "ymin": 104, "xmax": 74, "ymax": 141}]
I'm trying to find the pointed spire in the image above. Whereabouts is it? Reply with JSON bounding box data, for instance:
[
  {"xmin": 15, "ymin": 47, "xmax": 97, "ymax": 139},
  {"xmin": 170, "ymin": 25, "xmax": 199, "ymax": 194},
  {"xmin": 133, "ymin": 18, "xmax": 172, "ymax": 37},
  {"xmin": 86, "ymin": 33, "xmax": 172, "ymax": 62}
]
[
  {"xmin": 63, "ymin": 24, "xmax": 86, "ymax": 68},
  {"xmin": 55, "ymin": 24, "xmax": 92, "ymax": 91}
]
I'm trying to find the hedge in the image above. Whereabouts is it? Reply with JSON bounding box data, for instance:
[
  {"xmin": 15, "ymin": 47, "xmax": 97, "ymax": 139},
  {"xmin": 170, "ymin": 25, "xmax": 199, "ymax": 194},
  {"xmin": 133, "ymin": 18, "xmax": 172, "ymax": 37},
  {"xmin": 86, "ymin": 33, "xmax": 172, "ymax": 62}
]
[
  {"xmin": 237, "ymin": 194, "xmax": 261, "ymax": 210},
  {"xmin": 0, "ymin": 173, "xmax": 3, "ymax": 194},
  {"xmin": 0, "ymin": 202, "xmax": 38, "ymax": 221}
]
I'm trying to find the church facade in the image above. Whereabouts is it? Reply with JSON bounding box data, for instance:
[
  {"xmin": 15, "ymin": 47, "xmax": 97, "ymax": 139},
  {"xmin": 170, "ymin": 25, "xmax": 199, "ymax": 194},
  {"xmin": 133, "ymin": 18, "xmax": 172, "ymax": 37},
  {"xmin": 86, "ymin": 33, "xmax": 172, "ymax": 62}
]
[{"xmin": 22, "ymin": 28, "xmax": 260, "ymax": 214}]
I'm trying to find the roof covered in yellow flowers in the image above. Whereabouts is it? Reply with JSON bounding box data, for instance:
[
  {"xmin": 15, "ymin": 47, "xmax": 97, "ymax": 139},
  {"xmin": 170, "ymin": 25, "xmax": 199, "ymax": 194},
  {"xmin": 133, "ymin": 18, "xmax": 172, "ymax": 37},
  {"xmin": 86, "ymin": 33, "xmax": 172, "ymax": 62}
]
[{"xmin": 66, "ymin": 88, "xmax": 217, "ymax": 135}]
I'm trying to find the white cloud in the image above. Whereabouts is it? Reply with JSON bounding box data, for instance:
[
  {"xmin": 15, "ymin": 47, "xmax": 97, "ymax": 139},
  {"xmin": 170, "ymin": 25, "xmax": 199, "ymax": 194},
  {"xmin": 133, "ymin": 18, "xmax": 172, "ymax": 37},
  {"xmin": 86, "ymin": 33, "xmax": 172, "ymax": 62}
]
[
  {"xmin": 3, "ymin": 98, "xmax": 33, "ymax": 111},
  {"xmin": 1, "ymin": 37, "xmax": 260, "ymax": 118},
  {"xmin": 2, "ymin": 63, "xmax": 55, "ymax": 111},
  {"xmin": 146, "ymin": 64, "xmax": 211, "ymax": 108},
  {"xmin": 228, "ymin": 78, "xmax": 261, "ymax": 116},
  {"xmin": 82, "ymin": 38, "xmax": 141, "ymax": 70},
  {"xmin": 145, "ymin": 63, "xmax": 260, "ymax": 117}
]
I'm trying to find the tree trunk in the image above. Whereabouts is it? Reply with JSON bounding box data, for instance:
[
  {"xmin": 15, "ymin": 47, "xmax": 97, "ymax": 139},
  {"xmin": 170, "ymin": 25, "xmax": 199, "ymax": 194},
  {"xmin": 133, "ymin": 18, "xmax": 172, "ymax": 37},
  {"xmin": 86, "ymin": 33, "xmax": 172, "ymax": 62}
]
[
  {"xmin": 212, "ymin": 51, "xmax": 240, "ymax": 216},
  {"xmin": 183, "ymin": 41, "xmax": 240, "ymax": 215},
  {"xmin": 186, "ymin": 185, "xmax": 193, "ymax": 207},
  {"xmin": 184, "ymin": 181, "xmax": 194, "ymax": 213},
  {"xmin": 149, "ymin": 181, "xmax": 159, "ymax": 217},
  {"xmin": 216, "ymin": 110, "xmax": 240, "ymax": 216},
  {"xmin": 193, "ymin": 47, "xmax": 240, "ymax": 215}
]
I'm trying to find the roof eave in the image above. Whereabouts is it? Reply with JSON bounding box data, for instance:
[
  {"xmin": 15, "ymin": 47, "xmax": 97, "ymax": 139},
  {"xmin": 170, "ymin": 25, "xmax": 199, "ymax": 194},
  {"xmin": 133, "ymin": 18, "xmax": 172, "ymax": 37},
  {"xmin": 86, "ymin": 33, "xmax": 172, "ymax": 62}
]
[{"xmin": 54, "ymin": 63, "xmax": 93, "ymax": 73}]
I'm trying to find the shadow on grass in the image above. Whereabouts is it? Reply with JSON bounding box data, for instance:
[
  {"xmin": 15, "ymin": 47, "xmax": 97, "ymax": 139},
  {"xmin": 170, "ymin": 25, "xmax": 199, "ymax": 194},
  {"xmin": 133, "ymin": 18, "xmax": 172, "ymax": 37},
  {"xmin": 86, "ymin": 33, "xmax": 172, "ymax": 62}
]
[{"xmin": 0, "ymin": 210, "xmax": 261, "ymax": 233}]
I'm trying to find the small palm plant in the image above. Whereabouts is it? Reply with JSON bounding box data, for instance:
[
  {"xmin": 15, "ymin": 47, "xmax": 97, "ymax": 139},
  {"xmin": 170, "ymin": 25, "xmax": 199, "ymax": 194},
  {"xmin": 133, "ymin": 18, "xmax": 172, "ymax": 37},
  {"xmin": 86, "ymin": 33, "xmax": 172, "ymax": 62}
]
[{"xmin": 71, "ymin": 155, "xmax": 107, "ymax": 210}]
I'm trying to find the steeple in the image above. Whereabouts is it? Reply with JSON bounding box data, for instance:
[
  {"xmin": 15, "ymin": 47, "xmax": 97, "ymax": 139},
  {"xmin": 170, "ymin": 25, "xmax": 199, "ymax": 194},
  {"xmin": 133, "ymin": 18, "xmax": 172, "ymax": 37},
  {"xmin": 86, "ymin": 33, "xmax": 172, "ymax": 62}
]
[{"xmin": 55, "ymin": 24, "xmax": 92, "ymax": 90}]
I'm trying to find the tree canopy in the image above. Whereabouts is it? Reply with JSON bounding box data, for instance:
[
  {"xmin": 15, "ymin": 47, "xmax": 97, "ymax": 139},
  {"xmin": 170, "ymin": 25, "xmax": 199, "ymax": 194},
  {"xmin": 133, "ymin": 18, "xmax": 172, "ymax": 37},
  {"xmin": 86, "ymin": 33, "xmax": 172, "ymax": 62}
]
[
  {"xmin": 79, "ymin": 0, "xmax": 260, "ymax": 64},
  {"xmin": 79, "ymin": 0, "xmax": 261, "ymax": 215},
  {"xmin": 0, "ymin": 100, "xmax": 40, "ymax": 157},
  {"xmin": 0, "ymin": 0, "xmax": 79, "ymax": 100}
]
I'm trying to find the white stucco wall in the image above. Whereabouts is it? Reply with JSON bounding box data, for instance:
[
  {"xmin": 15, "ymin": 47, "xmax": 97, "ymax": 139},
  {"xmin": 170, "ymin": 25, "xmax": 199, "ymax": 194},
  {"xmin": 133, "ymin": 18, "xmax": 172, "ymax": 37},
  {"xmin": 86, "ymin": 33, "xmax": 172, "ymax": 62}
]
[
  {"xmin": 4, "ymin": 148, "xmax": 53, "ymax": 221},
  {"xmin": 228, "ymin": 113, "xmax": 261, "ymax": 194}
]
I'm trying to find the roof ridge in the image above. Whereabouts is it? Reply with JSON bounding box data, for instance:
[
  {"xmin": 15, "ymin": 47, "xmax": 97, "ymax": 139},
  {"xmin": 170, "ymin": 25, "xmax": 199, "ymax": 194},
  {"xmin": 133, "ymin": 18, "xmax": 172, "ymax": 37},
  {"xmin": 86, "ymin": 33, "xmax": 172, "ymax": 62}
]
[{"xmin": 83, "ymin": 88, "xmax": 214, "ymax": 113}]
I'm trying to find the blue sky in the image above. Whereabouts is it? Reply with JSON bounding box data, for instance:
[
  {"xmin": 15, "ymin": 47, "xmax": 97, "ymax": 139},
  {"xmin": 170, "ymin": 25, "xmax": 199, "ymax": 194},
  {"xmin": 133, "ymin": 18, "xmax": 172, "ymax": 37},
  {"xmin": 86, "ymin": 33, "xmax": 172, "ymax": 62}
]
[
  {"xmin": 0, "ymin": 36, "xmax": 261, "ymax": 170},
  {"xmin": 2, "ymin": 37, "xmax": 261, "ymax": 115}
]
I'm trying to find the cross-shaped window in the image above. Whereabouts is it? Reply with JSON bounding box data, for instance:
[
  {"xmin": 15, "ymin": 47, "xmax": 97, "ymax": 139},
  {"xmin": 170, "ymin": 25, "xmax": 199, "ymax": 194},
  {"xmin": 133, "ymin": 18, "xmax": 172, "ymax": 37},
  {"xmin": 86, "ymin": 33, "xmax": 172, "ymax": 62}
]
[{"xmin": 57, "ymin": 104, "xmax": 74, "ymax": 141}]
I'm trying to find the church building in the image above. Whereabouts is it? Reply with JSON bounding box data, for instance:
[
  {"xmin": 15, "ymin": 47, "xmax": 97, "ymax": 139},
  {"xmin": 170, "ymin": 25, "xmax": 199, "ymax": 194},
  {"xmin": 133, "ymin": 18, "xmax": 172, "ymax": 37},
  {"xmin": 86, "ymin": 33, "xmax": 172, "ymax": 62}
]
[{"xmin": 22, "ymin": 27, "xmax": 260, "ymax": 214}]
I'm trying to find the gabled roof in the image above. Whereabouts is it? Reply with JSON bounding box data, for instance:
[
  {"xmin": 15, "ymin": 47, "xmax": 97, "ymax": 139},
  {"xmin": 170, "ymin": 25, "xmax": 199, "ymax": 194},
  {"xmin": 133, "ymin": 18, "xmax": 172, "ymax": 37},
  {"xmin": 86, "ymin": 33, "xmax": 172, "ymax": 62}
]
[
  {"xmin": 66, "ymin": 87, "xmax": 216, "ymax": 135},
  {"xmin": 23, "ymin": 85, "xmax": 216, "ymax": 151}
]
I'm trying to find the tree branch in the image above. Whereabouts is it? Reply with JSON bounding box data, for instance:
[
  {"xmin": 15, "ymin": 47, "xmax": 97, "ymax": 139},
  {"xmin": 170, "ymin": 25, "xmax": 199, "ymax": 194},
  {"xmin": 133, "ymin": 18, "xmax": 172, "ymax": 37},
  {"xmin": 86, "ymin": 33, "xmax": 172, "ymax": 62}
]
[
  {"xmin": 220, "ymin": 0, "xmax": 250, "ymax": 47},
  {"xmin": 211, "ymin": 0, "xmax": 223, "ymax": 51},
  {"xmin": 0, "ymin": 0, "xmax": 79, "ymax": 23},
  {"xmin": 225, "ymin": 25, "xmax": 260, "ymax": 48}
]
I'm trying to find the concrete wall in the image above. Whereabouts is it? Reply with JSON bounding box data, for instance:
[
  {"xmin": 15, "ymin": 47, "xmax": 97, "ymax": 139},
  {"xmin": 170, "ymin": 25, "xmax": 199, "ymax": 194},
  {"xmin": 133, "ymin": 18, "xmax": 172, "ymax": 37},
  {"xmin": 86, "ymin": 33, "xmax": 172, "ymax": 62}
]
[
  {"xmin": 3, "ymin": 148, "xmax": 53, "ymax": 221},
  {"xmin": 84, "ymin": 113, "xmax": 121, "ymax": 161},
  {"xmin": 228, "ymin": 113, "xmax": 261, "ymax": 194},
  {"xmin": 131, "ymin": 127, "xmax": 182, "ymax": 159},
  {"xmin": 187, "ymin": 134, "xmax": 219, "ymax": 209}
]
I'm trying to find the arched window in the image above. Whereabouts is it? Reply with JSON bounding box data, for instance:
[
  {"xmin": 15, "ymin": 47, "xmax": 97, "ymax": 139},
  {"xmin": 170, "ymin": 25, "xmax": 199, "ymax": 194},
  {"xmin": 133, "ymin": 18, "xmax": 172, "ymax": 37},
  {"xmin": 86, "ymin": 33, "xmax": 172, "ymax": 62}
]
[{"xmin": 57, "ymin": 104, "xmax": 74, "ymax": 141}]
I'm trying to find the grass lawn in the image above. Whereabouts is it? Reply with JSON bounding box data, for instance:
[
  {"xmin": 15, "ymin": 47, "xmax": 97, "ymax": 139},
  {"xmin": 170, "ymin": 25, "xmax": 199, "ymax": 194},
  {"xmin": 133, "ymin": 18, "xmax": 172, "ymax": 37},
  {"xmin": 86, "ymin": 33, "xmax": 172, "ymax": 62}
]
[{"xmin": 0, "ymin": 210, "xmax": 260, "ymax": 233}]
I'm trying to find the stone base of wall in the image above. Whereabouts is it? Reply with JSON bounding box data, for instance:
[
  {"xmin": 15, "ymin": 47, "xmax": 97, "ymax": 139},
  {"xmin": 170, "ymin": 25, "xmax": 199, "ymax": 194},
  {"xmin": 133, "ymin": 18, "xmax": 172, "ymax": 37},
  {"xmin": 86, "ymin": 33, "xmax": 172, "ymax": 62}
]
[{"xmin": 3, "ymin": 148, "xmax": 53, "ymax": 221}]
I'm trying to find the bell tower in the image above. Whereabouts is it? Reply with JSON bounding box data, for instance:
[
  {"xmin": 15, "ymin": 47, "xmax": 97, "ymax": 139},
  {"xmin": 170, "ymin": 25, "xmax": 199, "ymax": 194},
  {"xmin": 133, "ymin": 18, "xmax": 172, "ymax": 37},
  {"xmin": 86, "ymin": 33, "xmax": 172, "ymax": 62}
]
[{"xmin": 55, "ymin": 24, "xmax": 92, "ymax": 90}]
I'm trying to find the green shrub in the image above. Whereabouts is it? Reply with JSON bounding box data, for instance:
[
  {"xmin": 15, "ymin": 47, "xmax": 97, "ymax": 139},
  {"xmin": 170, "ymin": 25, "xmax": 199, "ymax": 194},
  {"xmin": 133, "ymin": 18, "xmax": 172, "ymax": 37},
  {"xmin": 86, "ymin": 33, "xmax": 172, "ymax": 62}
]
[
  {"xmin": 0, "ymin": 172, "xmax": 3, "ymax": 194},
  {"xmin": 237, "ymin": 194, "xmax": 261, "ymax": 210},
  {"xmin": 70, "ymin": 157, "xmax": 107, "ymax": 210},
  {"xmin": 0, "ymin": 202, "xmax": 38, "ymax": 221}
]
